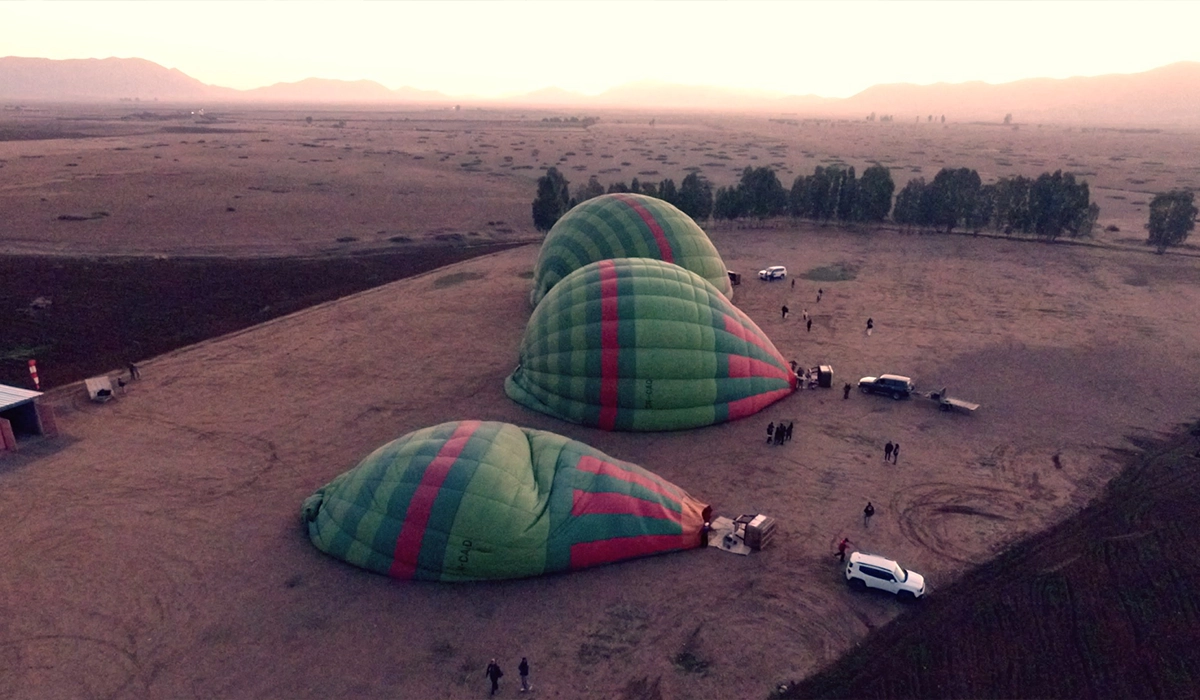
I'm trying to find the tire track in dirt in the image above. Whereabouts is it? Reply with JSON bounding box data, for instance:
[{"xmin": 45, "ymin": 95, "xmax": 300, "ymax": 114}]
[{"xmin": 892, "ymin": 482, "xmax": 1029, "ymax": 564}]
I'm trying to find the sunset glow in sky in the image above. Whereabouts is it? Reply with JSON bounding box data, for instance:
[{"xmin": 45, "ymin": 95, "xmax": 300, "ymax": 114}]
[{"xmin": 5, "ymin": 1, "xmax": 1200, "ymax": 98}]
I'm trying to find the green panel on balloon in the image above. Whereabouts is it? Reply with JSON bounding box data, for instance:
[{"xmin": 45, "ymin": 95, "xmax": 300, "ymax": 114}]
[
  {"xmin": 301, "ymin": 420, "xmax": 711, "ymax": 582},
  {"xmin": 530, "ymin": 193, "xmax": 733, "ymax": 307},
  {"xmin": 507, "ymin": 258, "xmax": 796, "ymax": 432}
]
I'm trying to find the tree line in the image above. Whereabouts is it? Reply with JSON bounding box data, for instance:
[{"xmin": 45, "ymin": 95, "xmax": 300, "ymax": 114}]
[
  {"xmin": 532, "ymin": 168, "xmax": 713, "ymax": 231},
  {"xmin": 533, "ymin": 163, "xmax": 1195, "ymax": 251}
]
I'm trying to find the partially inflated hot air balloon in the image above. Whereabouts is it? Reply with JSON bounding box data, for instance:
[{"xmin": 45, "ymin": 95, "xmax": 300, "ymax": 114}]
[
  {"xmin": 302, "ymin": 420, "xmax": 710, "ymax": 582},
  {"xmin": 507, "ymin": 258, "xmax": 796, "ymax": 432},
  {"xmin": 530, "ymin": 193, "xmax": 732, "ymax": 307}
]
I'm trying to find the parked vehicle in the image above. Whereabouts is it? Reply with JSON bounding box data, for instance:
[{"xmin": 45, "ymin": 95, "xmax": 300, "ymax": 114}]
[
  {"xmin": 844, "ymin": 552, "xmax": 926, "ymax": 601},
  {"xmin": 758, "ymin": 265, "xmax": 787, "ymax": 281},
  {"xmin": 858, "ymin": 374, "xmax": 915, "ymax": 400}
]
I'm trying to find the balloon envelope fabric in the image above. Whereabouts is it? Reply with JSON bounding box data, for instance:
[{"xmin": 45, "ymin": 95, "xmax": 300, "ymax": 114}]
[
  {"xmin": 530, "ymin": 193, "xmax": 733, "ymax": 307},
  {"xmin": 507, "ymin": 258, "xmax": 797, "ymax": 431},
  {"xmin": 302, "ymin": 420, "xmax": 710, "ymax": 582}
]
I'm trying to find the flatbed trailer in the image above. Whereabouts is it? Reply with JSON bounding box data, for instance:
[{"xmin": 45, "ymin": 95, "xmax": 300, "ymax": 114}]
[{"xmin": 928, "ymin": 388, "xmax": 979, "ymax": 414}]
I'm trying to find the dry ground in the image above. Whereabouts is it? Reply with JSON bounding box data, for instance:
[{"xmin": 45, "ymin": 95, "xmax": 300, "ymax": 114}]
[
  {"xmin": 2, "ymin": 229, "xmax": 1199, "ymax": 699},
  {"xmin": 5, "ymin": 104, "xmax": 1200, "ymax": 257},
  {"xmin": 3, "ymin": 106, "xmax": 1200, "ymax": 699}
]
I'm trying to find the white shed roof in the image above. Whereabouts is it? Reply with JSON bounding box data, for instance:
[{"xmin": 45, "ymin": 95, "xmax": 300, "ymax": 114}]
[{"xmin": 0, "ymin": 384, "xmax": 42, "ymax": 411}]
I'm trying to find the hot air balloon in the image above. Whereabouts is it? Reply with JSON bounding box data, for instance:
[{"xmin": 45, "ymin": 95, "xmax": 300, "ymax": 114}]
[
  {"xmin": 507, "ymin": 258, "xmax": 796, "ymax": 431},
  {"xmin": 530, "ymin": 193, "xmax": 732, "ymax": 307},
  {"xmin": 301, "ymin": 420, "xmax": 710, "ymax": 581}
]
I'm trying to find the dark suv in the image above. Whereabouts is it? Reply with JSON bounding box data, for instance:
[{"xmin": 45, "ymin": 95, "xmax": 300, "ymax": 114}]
[{"xmin": 858, "ymin": 374, "xmax": 915, "ymax": 400}]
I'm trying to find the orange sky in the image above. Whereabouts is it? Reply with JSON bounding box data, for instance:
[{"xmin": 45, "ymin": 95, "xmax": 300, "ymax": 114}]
[{"xmin": 5, "ymin": 1, "xmax": 1200, "ymax": 97}]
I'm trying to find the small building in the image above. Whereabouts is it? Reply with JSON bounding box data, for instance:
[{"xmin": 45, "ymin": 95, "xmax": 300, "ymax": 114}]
[{"xmin": 0, "ymin": 383, "xmax": 57, "ymax": 452}]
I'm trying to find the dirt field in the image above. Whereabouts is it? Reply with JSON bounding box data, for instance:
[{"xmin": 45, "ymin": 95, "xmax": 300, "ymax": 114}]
[
  {"xmin": 783, "ymin": 423, "xmax": 1200, "ymax": 699},
  {"xmin": 2, "ymin": 106, "xmax": 1200, "ymax": 699}
]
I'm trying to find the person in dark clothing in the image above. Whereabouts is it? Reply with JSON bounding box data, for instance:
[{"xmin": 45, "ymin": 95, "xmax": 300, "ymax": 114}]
[
  {"xmin": 865, "ymin": 318, "xmax": 874, "ymax": 336},
  {"xmin": 816, "ymin": 288, "xmax": 823, "ymax": 302},
  {"xmin": 884, "ymin": 441, "xmax": 894, "ymax": 462},
  {"xmin": 767, "ymin": 422, "xmax": 775, "ymax": 444},
  {"xmin": 786, "ymin": 422, "xmax": 794, "ymax": 441},
  {"xmin": 836, "ymin": 537, "xmax": 852, "ymax": 562},
  {"xmin": 519, "ymin": 657, "xmax": 531, "ymax": 692},
  {"xmin": 775, "ymin": 427, "xmax": 785, "ymax": 445},
  {"xmin": 806, "ymin": 318, "xmax": 812, "ymax": 332},
  {"xmin": 791, "ymin": 278, "xmax": 795, "ymax": 289},
  {"xmin": 485, "ymin": 659, "xmax": 504, "ymax": 695},
  {"xmin": 782, "ymin": 304, "xmax": 789, "ymax": 319},
  {"xmin": 892, "ymin": 443, "xmax": 900, "ymax": 464},
  {"xmin": 843, "ymin": 382, "xmax": 852, "ymax": 399},
  {"xmin": 127, "ymin": 362, "xmax": 140, "ymax": 380},
  {"xmin": 863, "ymin": 502, "xmax": 875, "ymax": 527}
]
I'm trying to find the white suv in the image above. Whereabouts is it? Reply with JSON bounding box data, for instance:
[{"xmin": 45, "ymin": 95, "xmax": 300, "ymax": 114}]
[
  {"xmin": 758, "ymin": 265, "xmax": 787, "ymax": 281},
  {"xmin": 844, "ymin": 552, "xmax": 926, "ymax": 601}
]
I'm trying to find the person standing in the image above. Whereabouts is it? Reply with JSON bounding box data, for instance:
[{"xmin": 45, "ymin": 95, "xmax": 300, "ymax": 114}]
[
  {"xmin": 127, "ymin": 361, "xmax": 140, "ymax": 380},
  {"xmin": 766, "ymin": 422, "xmax": 775, "ymax": 444},
  {"xmin": 519, "ymin": 657, "xmax": 531, "ymax": 692},
  {"xmin": 782, "ymin": 304, "xmax": 789, "ymax": 320},
  {"xmin": 863, "ymin": 502, "xmax": 875, "ymax": 527},
  {"xmin": 786, "ymin": 422, "xmax": 794, "ymax": 442},
  {"xmin": 865, "ymin": 318, "xmax": 874, "ymax": 336},
  {"xmin": 806, "ymin": 318, "xmax": 812, "ymax": 332},
  {"xmin": 884, "ymin": 441, "xmax": 894, "ymax": 462},
  {"xmin": 843, "ymin": 382, "xmax": 852, "ymax": 400},
  {"xmin": 791, "ymin": 278, "xmax": 796, "ymax": 289},
  {"xmin": 835, "ymin": 537, "xmax": 852, "ymax": 562},
  {"xmin": 817, "ymin": 288, "xmax": 823, "ymax": 302},
  {"xmin": 485, "ymin": 659, "xmax": 504, "ymax": 696},
  {"xmin": 892, "ymin": 442, "xmax": 900, "ymax": 464}
]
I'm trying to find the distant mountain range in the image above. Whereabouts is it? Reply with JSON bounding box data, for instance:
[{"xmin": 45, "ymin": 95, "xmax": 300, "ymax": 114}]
[{"xmin": 3, "ymin": 56, "xmax": 1200, "ymax": 125}]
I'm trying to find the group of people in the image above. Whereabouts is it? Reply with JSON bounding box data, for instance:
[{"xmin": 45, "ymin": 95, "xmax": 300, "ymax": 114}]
[
  {"xmin": 485, "ymin": 657, "xmax": 531, "ymax": 695},
  {"xmin": 766, "ymin": 421, "xmax": 793, "ymax": 445}
]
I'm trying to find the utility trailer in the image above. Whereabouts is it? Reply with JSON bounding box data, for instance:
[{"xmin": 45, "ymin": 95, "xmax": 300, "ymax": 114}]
[{"xmin": 929, "ymin": 388, "xmax": 979, "ymax": 414}]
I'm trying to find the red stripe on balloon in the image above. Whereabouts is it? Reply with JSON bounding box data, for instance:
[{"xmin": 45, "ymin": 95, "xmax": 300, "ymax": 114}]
[
  {"xmin": 722, "ymin": 313, "xmax": 778, "ymax": 357},
  {"xmin": 569, "ymin": 534, "xmax": 694, "ymax": 570},
  {"xmin": 571, "ymin": 490, "xmax": 682, "ymax": 522},
  {"xmin": 598, "ymin": 260, "xmax": 620, "ymax": 430},
  {"xmin": 726, "ymin": 355, "xmax": 792, "ymax": 382},
  {"xmin": 388, "ymin": 420, "xmax": 481, "ymax": 579},
  {"xmin": 576, "ymin": 455, "xmax": 684, "ymax": 499},
  {"xmin": 612, "ymin": 194, "xmax": 673, "ymax": 263},
  {"xmin": 726, "ymin": 387, "xmax": 795, "ymax": 421}
]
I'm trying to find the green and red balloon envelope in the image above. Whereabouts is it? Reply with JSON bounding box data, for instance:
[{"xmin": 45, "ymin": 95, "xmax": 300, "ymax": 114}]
[
  {"xmin": 302, "ymin": 420, "xmax": 711, "ymax": 582},
  {"xmin": 530, "ymin": 193, "xmax": 732, "ymax": 307},
  {"xmin": 507, "ymin": 258, "xmax": 796, "ymax": 431}
]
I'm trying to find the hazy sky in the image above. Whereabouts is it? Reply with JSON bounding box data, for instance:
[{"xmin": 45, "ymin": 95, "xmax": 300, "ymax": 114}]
[{"xmin": 5, "ymin": 1, "xmax": 1200, "ymax": 98}]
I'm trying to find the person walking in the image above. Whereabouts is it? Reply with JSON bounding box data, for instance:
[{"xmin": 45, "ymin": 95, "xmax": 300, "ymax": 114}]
[
  {"xmin": 766, "ymin": 422, "xmax": 775, "ymax": 444},
  {"xmin": 863, "ymin": 502, "xmax": 875, "ymax": 527},
  {"xmin": 843, "ymin": 382, "xmax": 852, "ymax": 399},
  {"xmin": 127, "ymin": 361, "xmax": 140, "ymax": 380},
  {"xmin": 786, "ymin": 422, "xmax": 794, "ymax": 442},
  {"xmin": 791, "ymin": 278, "xmax": 796, "ymax": 289},
  {"xmin": 835, "ymin": 537, "xmax": 852, "ymax": 562},
  {"xmin": 892, "ymin": 442, "xmax": 900, "ymax": 464},
  {"xmin": 884, "ymin": 441, "xmax": 894, "ymax": 462},
  {"xmin": 518, "ymin": 657, "xmax": 531, "ymax": 692},
  {"xmin": 485, "ymin": 659, "xmax": 504, "ymax": 696},
  {"xmin": 806, "ymin": 318, "xmax": 812, "ymax": 332},
  {"xmin": 816, "ymin": 288, "xmax": 823, "ymax": 302},
  {"xmin": 782, "ymin": 304, "xmax": 789, "ymax": 320},
  {"xmin": 865, "ymin": 318, "xmax": 874, "ymax": 336}
]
